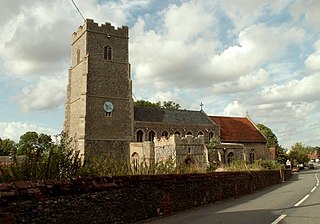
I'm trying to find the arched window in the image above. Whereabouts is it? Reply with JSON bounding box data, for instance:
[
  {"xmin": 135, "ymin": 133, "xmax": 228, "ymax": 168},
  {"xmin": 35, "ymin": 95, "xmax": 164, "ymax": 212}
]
[
  {"xmin": 209, "ymin": 132, "xmax": 214, "ymax": 141},
  {"xmin": 198, "ymin": 131, "xmax": 204, "ymax": 136},
  {"xmin": 148, "ymin": 130, "xmax": 155, "ymax": 142},
  {"xmin": 161, "ymin": 131, "xmax": 169, "ymax": 139},
  {"xmin": 136, "ymin": 130, "xmax": 144, "ymax": 142},
  {"xmin": 131, "ymin": 152, "xmax": 139, "ymax": 172},
  {"xmin": 249, "ymin": 149, "xmax": 255, "ymax": 164},
  {"xmin": 104, "ymin": 46, "xmax": 112, "ymax": 60},
  {"xmin": 227, "ymin": 152, "xmax": 234, "ymax": 164},
  {"xmin": 76, "ymin": 49, "xmax": 80, "ymax": 64},
  {"xmin": 186, "ymin": 131, "xmax": 192, "ymax": 136},
  {"xmin": 185, "ymin": 156, "xmax": 194, "ymax": 167},
  {"xmin": 174, "ymin": 131, "xmax": 181, "ymax": 136}
]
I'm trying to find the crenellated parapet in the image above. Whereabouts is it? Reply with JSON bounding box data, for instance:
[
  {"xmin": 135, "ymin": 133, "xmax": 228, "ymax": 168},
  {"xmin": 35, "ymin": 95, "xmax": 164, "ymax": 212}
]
[
  {"xmin": 154, "ymin": 134, "xmax": 204, "ymax": 145},
  {"xmin": 72, "ymin": 19, "xmax": 128, "ymax": 42},
  {"xmin": 174, "ymin": 134, "xmax": 205, "ymax": 145}
]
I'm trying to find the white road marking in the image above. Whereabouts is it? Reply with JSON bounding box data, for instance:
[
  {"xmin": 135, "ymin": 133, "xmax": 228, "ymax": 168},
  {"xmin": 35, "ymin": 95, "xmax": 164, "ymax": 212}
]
[
  {"xmin": 271, "ymin": 214, "xmax": 286, "ymax": 224},
  {"xmin": 294, "ymin": 195, "xmax": 310, "ymax": 207},
  {"xmin": 311, "ymin": 187, "xmax": 317, "ymax": 192}
]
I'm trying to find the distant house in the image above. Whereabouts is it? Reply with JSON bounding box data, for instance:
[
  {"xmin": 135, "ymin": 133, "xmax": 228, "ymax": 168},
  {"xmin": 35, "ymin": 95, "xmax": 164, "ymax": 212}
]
[
  {"xmin": 308, "ymin": 152, "xmax": 319, "ymax": 161},
  {"xmin": 209, "ymin": 116, "xmax": 270, "ymax": 164}
]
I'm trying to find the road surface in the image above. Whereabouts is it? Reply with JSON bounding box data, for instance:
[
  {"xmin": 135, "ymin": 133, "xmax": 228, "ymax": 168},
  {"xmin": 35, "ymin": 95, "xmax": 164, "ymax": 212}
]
[{"xmin": 142, "ymin": 167, "xmax": 320, "ymax": 224}]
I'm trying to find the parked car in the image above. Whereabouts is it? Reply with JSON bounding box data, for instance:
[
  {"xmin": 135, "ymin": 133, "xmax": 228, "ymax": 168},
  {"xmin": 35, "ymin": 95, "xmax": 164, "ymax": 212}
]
[
  {"xmin": 292, "ymin": 167, "xmax": 299, "ymax": 173},
  {"xmin": 309, "ymin": 164, "xmax": 314, "ymax": 169}
]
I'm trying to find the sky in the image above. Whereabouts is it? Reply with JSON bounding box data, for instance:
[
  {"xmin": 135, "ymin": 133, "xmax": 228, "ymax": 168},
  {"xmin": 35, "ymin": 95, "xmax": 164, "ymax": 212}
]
[{"xmin": 0, "ymin": 0, "xmax": 319, "ymax": 149}]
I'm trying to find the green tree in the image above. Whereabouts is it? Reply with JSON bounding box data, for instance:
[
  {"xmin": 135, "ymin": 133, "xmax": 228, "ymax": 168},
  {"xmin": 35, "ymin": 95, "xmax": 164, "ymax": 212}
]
[
  {"xmin": 315, "ymin": 146, "xmax": 320, "ymax": 154},
  {"xmin": 134, "ymin": 99, "xmax": 181, "ymax": 110},
  {"xmin": 0, "ymin": 138, "xmax": 17, "ymax": 156},
  {"xmin": 17, "ymin": 131, "xmax": 52, "ymax": 155},
  {"xmin": 256, "ymin": 123, "xmax": 287, "ymax": 164},
  {"xmin": 45, "ymin": 132, "xmax": 81, "ymax": 179},
  {"xmin": 276, "ymin": 145, "xmax": 288, "ymax": 165},
  {"xmin": 1, "ymin": 131, "xmax": 82, "ymax": 182},
  {"xmin": 162, "ymin": 101, "xmax": 180, "ymax": 110},
  {"xmin": 256, "ymin": 123, "xmax": 279, "ymax": 148},
  {"xmin": 14, "ymin": 132, "xmax": 53, "ymax": 180},
  {"xmin": 288, "ymin": 142, "xmax": 309, "ymax": 165},
  {"xmin": 134, "ymin": 100, "xmax": 161, "ymax": 108}
]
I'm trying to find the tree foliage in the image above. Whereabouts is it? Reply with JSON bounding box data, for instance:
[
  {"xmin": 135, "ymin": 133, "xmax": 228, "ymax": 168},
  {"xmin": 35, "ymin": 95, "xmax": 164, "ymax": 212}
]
[
  {"xmin": 162, "ymin": 101, "xmax": 180, "ymax": 109},
  {"xmin": 288, "ymin": 142, "xmax": 310, "ymax": 165},
  {"xmin": 0, "ymin": 131, "xmax": 81, "ymax": 182},
  {"xmin": 256, "ymin": 123, "xmax": 288, "ymax": 164},
  {"xmin": 134, "ymin": 99, "xmax": 181, "ymax": 110},
  {"xmin": 0, "ymin": 138, "xmax": 17, "ymax": 156},
  {"xmin": 256, "ymin": 123, "xmax": 279, "ymax": 148},
  {"xmin": 17, "ymin": 131, "xmax": 52, "ymax": 155},
  {"xmin": 134, "ymin": 100, "xmax": 161, "ymax": 108}
]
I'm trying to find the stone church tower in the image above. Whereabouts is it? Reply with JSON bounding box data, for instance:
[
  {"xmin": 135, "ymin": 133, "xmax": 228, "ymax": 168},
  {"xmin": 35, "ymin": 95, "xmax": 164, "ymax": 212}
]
[{"xmin": 64, "ymin": 19, "xmax": 133, "ymax": 162}]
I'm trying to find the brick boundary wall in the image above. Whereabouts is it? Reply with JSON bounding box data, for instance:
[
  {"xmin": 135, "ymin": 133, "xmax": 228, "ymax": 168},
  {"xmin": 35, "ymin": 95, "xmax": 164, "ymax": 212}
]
[{"xmin": 0, "ymin": 170, "xmax": 291, "ymax": 223}]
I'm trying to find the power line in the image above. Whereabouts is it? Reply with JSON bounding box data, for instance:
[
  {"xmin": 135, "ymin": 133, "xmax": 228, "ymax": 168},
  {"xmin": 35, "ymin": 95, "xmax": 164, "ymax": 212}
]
[
  {"xmin": 71, "ymin": 0, "xmax": 85, "ymax": 21},
  {"xmin": 278, "ymin": 125, "xmax": 320, "ymax": 137},
  {"xmin": 132, "ymin": 92, "xmax": 137, "ymax": 101}
]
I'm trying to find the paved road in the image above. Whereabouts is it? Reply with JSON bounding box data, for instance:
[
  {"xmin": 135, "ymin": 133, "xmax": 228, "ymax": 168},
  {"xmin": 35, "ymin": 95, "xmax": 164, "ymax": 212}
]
[{"xmin": 142, "ymin": 168, "xmax": 320, "ymax": 224}]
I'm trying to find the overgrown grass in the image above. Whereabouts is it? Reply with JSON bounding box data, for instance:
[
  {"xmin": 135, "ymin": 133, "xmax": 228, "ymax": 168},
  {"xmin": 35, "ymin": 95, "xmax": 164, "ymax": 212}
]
[
  {"xmin": 223, "ymin": 159, "xmax": 284, "ymax": 172},
  {"xmin": 0, "ymin": 148, "xmax": 284, "ymax": 183}
]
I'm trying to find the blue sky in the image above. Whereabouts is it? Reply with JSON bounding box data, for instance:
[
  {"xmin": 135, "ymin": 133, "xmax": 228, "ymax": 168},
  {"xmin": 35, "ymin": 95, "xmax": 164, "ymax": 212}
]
[{"xmin": 0, "ymin": 0, "xmax": 319, "ymax": 149}]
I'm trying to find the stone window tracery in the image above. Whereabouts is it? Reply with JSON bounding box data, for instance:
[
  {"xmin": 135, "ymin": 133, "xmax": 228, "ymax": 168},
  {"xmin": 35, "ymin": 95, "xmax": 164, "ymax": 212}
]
[
  {"xmin": 186, "ymin": 131, "xmax": 192, "ymax": 136},
  {"xmin": 249, "ymin": 149, "xmax": 255, "ymax": 164},
  {"xmin": 131, "ymin": 152, "xmax": 139, "ymax": 172},
  {"xmin": 148, "ymin": 130, "xmax": 155, "ymax": 142},
  {"xmin": 136, "ymin": 130, "xmax": 144, "ymax": 142},
  {"xmin": 104, "ymin": 46, "xmax": 112, "ymax": 60},
  {"xmin": 209, "ymin": 132, "xmax": 214, "ymax": 141},
  {"xmin": 227, "ymin": 152, "xmax": 234, "ymax": 164},
  {"xmin": 161, "ymin": 131, "xmax": 169, "ymax": 139},
  {"xmin": 174, "ymin": 131, "xmax": 181, "ymax": 136},
  {"xmin": 76, "ymin": 49, "xmax": 80, "ymax": 64}
]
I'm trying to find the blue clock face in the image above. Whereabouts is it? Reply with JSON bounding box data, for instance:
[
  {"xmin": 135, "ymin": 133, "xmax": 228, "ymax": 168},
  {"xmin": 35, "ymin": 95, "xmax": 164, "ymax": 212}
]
[{"xmin": 103, "ymin": 101, "xmax": 114, "ymax": 112}]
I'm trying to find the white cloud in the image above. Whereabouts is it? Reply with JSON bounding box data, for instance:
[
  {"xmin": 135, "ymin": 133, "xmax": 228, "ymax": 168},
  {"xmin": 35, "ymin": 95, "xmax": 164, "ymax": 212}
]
[
  {"xmin": 223, "ymin": 101, "xmax": 247, "ymax": 117},
  {"xmin": 76, "ymin": 0, "xmax": 150, "ymax": 27},
  {"xmin": 219, "ymin": 0, "xmax": 289, "ymax": 34},
  {"xmin": 202, "ymin": 24, "xmax": 305, "ymax": 81},
  {"xmin": 0, "ymin": 0, "xmax": 75, "ymax": 77},
  {"xmin": 131, "ymin": 1, "xmax": 220, "ymax": 91},
  {"xmin": 259, "ymin": 72, "xmax": 320, "ymax": 103},
  {"xmin": 290, "ymin": 0, "xmax": 320, "ymax": 31},
  {"xmin": 305, "ymin": 40, "xmax": 320, "ymax": 72},
  {"xmin": 14, "ymin": 76, "xmax": 67, "ymax": 112},
  {"xmin": 0, "ymin": 122, "xmax": 58, "ymax": 142},
  {"xmin": 132, "ymin": 21, "xmax": 305, "ymax": 97},
  {"xmin": 164, "ymin": 1, "xmax": 217, "ymax": 41},
  {"xmin": 212, "ymin": 68, "xmax": 269, "ymax": 93}
]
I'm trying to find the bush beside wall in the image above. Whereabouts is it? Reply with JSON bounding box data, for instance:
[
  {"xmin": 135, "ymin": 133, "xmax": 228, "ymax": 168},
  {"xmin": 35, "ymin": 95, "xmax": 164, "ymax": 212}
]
[{"xmin": 0, "ymin": 170, "xmax": 291, "ymax": 223}]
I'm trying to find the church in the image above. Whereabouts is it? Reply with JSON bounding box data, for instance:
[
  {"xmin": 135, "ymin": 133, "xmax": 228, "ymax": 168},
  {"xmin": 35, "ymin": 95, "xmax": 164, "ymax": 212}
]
[{"xmin": 64, "ymin": 19, "xmax": 270, "ymax": 169}]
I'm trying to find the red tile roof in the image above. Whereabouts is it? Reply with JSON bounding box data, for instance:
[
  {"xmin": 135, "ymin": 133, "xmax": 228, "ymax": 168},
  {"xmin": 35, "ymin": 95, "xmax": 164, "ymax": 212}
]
[{"xmin": 209, "ymin": 116, "xmax": 266, "ymax": 143}]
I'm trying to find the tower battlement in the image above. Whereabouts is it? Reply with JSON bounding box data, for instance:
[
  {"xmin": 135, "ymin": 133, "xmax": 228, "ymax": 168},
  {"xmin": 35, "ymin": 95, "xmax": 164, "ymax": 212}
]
[
  {"xmin": 156, "ymin": 134, "xmax": 205, "ymax": 145},
  {"xmin": 72, "ymin": 19, "xmax": 128, "ymax": 42}
]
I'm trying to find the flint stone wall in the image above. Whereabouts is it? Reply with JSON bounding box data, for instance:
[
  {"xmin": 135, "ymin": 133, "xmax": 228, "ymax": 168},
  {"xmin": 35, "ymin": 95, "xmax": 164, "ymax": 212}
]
[{"xmin": 0, "ymin": 170, "xmax": 291, "ymax": 224}]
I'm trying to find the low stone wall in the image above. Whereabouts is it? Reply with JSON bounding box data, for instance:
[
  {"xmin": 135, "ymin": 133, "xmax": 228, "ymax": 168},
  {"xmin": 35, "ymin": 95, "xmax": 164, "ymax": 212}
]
[{"xmin": 0, "ymin": 170, "xmax": 291, "ymax": 224}]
